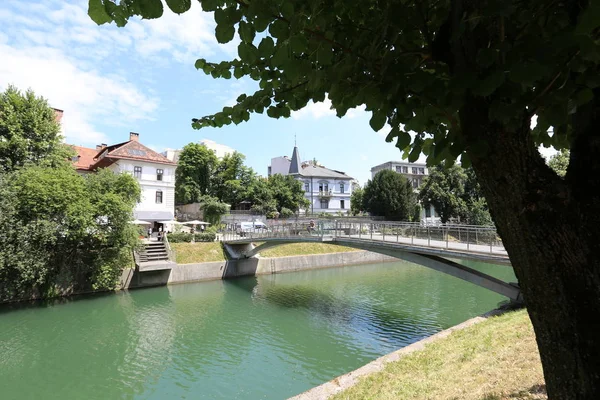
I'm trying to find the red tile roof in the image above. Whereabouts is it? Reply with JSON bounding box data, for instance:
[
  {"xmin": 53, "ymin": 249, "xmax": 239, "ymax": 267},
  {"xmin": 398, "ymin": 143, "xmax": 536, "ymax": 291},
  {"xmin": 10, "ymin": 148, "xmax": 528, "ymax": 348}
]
[
  {"xmin": 68, "ymin": 139, "xmax": 176, "ymax": 171},
  {"xmin": 70, "ymin": 145, "xmax": 99, "ymax": 171}
]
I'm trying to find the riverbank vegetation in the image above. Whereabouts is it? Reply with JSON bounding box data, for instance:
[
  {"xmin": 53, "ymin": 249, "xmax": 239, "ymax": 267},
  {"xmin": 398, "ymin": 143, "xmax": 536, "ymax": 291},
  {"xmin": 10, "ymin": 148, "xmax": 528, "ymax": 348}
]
[
  {"xmin": 175, "ymin": 143, "xmax": 308, "ymax": 219},
  {"xmin": 255, "ymin": 242, "xmax": 359, "ymax": 258},
  {"xmin": 171, "ymin": 242, "xmax": 229, "ymax": 264},
  {"xmin": 332, "ymin": 309, "xmax": 545, "ymax": 400},
  {"xmin": 0, "ymin": 86, "xmax": 140, "ymax": 302},
  {"xmin": 172, "ymin": 241, "xmax": 359, "ymax": 263}
]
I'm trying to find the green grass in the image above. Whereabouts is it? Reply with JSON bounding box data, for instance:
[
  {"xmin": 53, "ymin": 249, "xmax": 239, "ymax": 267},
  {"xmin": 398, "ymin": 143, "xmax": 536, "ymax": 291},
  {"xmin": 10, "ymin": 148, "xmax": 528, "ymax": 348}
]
[
  {"xmin": 254, "ymin": 242, "xmax": 360, "ymax": 258},
  {"xmin": 171, "ymin": 242, "xmax": 228, "ymax": 264},
  {"xmin": 171, "ymin": 242, "xmax": 360, "ymax": 264},
  {"xmin": 332, "ymin": 309, "xmax": 546, "ymax": 400}
]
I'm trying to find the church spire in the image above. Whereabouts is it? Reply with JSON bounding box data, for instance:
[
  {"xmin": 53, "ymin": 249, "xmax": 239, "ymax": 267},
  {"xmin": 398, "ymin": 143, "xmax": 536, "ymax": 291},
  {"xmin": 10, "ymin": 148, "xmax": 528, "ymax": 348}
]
[{"xmin": 289, "ymin": 144, "xmax": 302, "ymax": 175}]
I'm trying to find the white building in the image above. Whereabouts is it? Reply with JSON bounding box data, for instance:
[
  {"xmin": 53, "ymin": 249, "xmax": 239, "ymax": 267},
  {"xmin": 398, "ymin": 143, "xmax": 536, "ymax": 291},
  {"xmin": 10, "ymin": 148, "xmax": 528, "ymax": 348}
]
[
  {"xmin": 370, "ymin": 161, "xmax": 429, "ymax": 189},
  {"xmin": 370, "ymin": 160, "xmax": 439, "ymax": 224},
  {"xmin": 70, "ymin": 132, "xmax": 177, "ymax": 227},
  {"xmin": 269, "ymin": 146, "xmax": 353, "ymax": 214},
  {"xmin": 162, "ymin": 139, "xmax": 236, "ymax": 163}
]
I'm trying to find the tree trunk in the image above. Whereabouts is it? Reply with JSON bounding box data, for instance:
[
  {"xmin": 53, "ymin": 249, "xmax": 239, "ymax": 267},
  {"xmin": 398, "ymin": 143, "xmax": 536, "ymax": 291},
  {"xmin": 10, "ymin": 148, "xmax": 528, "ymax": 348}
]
[{"xmin": 460, "ymin": 97, "xmax": 600, "ymax": 399}]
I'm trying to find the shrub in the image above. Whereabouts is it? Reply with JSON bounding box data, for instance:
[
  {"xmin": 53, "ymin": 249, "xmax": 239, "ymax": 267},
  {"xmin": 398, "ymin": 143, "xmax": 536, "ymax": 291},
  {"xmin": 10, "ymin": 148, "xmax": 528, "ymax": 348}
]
[{"xmin": 167, "ymin": 232, "xmax": 216, "ymax": 243}]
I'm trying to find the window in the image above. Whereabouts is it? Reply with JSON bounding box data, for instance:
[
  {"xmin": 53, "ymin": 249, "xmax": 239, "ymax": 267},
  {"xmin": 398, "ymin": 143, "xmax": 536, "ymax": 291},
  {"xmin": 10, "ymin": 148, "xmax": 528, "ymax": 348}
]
[
  {"xmin": 419, "ymin": 167, "xmax": 425, "ymax": 174},
  {"xmin": 319, "ymin": 183, "xmax": 328, "ymax": 192},
  {"xmin": 402, "ymin": 166, "xmax": 408, "ymax": 173},
  {"xmin": 425, "ymin": 207, "xmax": 431, "ymax": 218},
  {"xmin": 156, "ymin": 169, "xmax": 164, "ymax": 181},
  {"xmin": 320, "ymin": 199, "xmax": 329, "ymax": 209},
  {"xmin": 412, "ymin": 179, "xmax": 419, "ymax": 188},
  {"xmin": 395, "ymin": 166, "xmax": 402, "ymax": 172},
  {"xmin": 340, "ymin": 183, "xmax": 345, "ymax": 193},
  {"xmin": 412, "ymin": 167, "xmax": 418, "ymax": 174},
  {"xmin": 134, "ymin": 166, "xmax": 142, "ymax": 178},
  {"xmin": 155, "ymin": 190, "xmax": 163, "ymax": 204},
  {"xmin": 305, "ymin": 182, "xmax": 310, "ymax": 192},
  {"xmin": 340, "ymin": 200, "xmax": 345, "ymax": 209}
]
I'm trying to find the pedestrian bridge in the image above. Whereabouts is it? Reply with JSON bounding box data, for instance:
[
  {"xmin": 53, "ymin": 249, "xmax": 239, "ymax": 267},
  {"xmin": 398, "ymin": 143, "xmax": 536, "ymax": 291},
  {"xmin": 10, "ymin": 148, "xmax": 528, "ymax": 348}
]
[{"xmin": 222, "ymin": 220, "xmax": 520, "ymax": 302}]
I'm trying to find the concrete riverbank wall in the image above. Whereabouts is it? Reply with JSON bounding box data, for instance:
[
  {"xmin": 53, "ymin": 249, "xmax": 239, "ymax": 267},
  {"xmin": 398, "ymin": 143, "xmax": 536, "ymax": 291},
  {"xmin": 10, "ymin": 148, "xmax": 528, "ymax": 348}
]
[{"xmin": 121, "ymin": 251, "xmax": 396, "ymax": 289}]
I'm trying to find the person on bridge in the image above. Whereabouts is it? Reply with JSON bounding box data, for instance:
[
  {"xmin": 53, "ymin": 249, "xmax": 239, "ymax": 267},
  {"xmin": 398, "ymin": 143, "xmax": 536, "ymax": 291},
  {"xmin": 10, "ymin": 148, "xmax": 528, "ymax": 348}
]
[{"xmin": 308, "ymin": 220, "xmax": 316, "ymax": 234}]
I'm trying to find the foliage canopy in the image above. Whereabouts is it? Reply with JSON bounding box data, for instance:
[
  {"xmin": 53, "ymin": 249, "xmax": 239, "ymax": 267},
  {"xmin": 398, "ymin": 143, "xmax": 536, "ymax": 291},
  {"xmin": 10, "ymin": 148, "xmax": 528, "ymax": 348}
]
[{"xmin": 363, "ymin": 170, "xmax": 415, "ymax": 221}]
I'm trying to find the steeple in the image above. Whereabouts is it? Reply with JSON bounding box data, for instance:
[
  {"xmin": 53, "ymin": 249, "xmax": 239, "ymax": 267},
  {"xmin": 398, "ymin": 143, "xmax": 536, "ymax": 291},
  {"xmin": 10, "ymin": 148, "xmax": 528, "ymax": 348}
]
[{"xmin": 289, "ymin": 145, "xmax": 302, "ymax": 175}]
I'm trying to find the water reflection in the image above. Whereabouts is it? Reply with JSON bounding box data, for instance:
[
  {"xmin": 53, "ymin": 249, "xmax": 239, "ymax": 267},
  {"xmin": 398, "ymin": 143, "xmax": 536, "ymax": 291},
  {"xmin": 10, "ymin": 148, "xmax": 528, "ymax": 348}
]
[{"xmin": 0, "ymin": 260, "xmax": 515, "ymax": 400}]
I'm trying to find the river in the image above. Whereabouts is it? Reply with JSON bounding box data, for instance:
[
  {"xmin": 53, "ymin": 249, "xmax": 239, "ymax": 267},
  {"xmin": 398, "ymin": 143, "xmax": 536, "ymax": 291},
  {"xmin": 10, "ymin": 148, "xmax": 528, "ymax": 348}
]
[{"xmin": 0, "ymin": 260, "xmax": 515, "ymax": 399}]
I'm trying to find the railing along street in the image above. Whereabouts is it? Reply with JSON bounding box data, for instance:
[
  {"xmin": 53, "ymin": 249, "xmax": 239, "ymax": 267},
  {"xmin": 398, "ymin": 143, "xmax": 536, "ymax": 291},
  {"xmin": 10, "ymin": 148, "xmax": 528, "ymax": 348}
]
[{"xmin": 221, "ymin": 220, "xmax": 505, "ymax": 255}]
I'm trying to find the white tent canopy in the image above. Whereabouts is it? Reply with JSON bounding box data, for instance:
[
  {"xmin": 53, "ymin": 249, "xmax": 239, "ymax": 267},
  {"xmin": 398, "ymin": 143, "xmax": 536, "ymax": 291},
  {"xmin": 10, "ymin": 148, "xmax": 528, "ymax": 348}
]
[
  {"xmin": 131, "ymin": 219, "xmax": 152, "ymax": 225},
  {"xmin": 158, "ymin": 220, "xmax": 183, "ymax": 225},
  {"xmin": 183, "ymin": 220, "xmax": 211, "ymax": 225}
]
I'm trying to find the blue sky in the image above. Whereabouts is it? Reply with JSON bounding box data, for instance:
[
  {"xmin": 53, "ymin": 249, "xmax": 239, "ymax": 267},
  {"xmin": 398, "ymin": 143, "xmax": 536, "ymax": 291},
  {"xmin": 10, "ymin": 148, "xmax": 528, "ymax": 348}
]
[{"xmin": 0, "ymin": 1, "xmax": 555, "ymax": 185}]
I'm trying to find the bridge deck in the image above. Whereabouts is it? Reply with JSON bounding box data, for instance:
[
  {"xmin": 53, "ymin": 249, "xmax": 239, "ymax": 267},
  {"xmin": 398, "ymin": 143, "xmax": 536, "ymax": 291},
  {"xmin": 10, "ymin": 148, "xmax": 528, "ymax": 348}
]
[{"xmin": 223, "ymin": 232, "xmax": 509, "ymax": 266}]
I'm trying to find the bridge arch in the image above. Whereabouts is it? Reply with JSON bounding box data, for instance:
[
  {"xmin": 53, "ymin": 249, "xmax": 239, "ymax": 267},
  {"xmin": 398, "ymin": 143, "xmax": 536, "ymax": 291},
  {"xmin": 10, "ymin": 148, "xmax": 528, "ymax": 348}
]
[{"xmin": 229, "ymin": 238, "xmax": 520, "ymax": 301}]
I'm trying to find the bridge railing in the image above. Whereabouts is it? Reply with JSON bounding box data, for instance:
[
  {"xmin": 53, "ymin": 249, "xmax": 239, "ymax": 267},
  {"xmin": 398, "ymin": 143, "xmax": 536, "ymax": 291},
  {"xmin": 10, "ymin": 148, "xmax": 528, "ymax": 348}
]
[{"xmin": 221, "ymin": 220, "xmax": 505, "ymax": 255}]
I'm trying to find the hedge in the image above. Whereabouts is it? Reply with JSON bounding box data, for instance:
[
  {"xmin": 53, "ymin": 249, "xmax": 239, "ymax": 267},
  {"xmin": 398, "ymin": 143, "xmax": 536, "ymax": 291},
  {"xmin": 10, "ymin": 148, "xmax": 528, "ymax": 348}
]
[{"xmin": 167, "ymin": 232, "xmax": 216, "ymax": 243}]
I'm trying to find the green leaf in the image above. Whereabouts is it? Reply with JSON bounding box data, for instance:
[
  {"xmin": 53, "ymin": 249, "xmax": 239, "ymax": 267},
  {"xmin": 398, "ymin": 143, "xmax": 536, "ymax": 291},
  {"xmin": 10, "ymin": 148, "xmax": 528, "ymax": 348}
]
[
  {"xmin": 214, "ymin": 8, "xmax": 228, "ymax": 25},
  {"xmin": 200, "ymin": 0, "xmax": 220, "ymax": 12},
  {"xmin": 239, "ymin": 21, "xmax": 256, "ymax": 44},
  {"xmin": 258, "ymin": 37, "xmax": 275, "ymax": 58},
  {"xmin": 216, "ymin": 23, "xmax": 235, "ymax": 44},
  {"xmin": 369, "ymin": 111, "xmax": 386, "ymax": 132},
  {"xmin": 576, "ymin": 3, "xmax": 600, "ymax": 34},
  {"xmin": 238, "ymin": 42, "xmax": 259, "ymax": 63},
  {"xmin": 575, "ymin": 88, "xmax": 594, "ymax": 106},
  {"xmin": 395, "ymin": 130, "xmax": 411, "ymax": 150},
  {"xmin": 269, "ymin": 20, "xmax": 289, "ymax": 39},
  {"xmin": 473, "ymin": 70, "xmax": 505, "ymax": 97},
  {"xmin": 139, "ymin": 0, "xmax": 164, "ymax": 19},
  {"xmin": 281, "ymin": 3, "xmax": 294, "ymax": 19},
  {"xmin": 88, "ymin": 0, "xmax": 112, "ymax": 25},
  {"xmin": 165, "ymin": 0, "xmax": 191, "ymax": 14},
  {"xmin": 195, "ymin": 59, "xmax": 206, "ymax": 70},
  {"xmin": 317, "ymin": 45, "xmax": 333, "ymax": 64},
  {"xmin": 408, "ymin": 147, "xmax": 420, "ymax": 162}
]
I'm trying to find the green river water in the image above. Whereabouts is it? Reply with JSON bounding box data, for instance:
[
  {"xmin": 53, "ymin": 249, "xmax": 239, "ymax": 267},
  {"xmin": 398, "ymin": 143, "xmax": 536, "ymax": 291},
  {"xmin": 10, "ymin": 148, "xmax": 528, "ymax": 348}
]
[{"xmin": 0, "ymin": 260, "xmax": 515, "ymax": 399}]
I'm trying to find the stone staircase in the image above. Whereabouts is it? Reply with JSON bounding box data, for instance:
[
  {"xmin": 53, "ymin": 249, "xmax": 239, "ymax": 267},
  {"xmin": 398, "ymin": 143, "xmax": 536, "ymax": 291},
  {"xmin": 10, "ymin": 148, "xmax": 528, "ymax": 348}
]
[
  {"xmin": 138, "ymin": 241, "xmax": 169, "ymax": 263},
  {"xmin": 135, "ymin": 241, "xmax": 177, "ymax": 271}
]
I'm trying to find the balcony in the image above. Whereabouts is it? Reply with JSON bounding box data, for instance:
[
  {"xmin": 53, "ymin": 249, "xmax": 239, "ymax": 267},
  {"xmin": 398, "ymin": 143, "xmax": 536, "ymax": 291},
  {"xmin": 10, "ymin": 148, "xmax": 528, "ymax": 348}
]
[{"xmin": 317, "ymin": 190, "xmax": 332, "ymax": 200}]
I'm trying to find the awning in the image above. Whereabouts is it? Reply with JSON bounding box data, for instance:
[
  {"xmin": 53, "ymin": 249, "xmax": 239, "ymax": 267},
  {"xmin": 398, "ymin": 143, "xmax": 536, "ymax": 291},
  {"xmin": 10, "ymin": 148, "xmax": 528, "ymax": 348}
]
[{"xmin": 134, "ymin": 211, "xmax": 174, "ymax": 221}]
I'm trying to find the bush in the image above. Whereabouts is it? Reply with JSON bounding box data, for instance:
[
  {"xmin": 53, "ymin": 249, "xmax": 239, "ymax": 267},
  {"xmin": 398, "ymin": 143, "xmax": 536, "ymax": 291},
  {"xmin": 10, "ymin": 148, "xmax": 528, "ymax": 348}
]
[
  {"xmin": 167, "ymin": 233, "xmax": 193, "ymax": 243},
  {"xmin": 167, "ymin": 232, "xmax": 216, "ymax": 243},
  {"xmin": 196, "ymin": 232, "xmax": 216, "ymax": 242}
]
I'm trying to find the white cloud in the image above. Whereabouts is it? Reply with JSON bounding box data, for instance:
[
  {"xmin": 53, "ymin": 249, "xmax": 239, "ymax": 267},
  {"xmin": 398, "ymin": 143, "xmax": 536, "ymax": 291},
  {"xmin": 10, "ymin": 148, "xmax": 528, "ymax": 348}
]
[
  {"xmin": 0, "ymin": 0, "xmax": 232, "ymax": 146},
  {"xmin": 292, "ymin": 99, "xmax": 336, "ymax": 119},
  {"xmin": 0, "ymin": 43, "xmax": 158, "ymax": 146}
]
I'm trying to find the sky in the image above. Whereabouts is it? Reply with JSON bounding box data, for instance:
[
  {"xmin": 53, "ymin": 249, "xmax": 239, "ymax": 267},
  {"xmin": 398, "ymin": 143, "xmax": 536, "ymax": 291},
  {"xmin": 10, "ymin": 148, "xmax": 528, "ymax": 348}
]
[{"xmin": 0, "ymin": 0, "xmax": 556, "ymax": 185}]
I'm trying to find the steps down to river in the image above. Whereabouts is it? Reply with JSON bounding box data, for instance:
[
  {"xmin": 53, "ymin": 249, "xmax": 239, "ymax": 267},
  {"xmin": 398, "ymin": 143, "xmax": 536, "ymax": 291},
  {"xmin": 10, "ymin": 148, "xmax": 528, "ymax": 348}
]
[{"xmin": 136, "ymin": 242, "xmax": 177, "ymax": 272}]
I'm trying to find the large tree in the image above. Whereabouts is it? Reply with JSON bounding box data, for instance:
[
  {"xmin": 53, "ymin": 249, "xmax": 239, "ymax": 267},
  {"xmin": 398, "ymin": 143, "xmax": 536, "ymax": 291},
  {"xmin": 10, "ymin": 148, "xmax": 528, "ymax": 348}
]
[
  {"xmin": 363, "ymin": 170, "xmax": 415, "ymax": 220},
  {"xmin": 175, "ymin": 142, "xmax": 219, "ymax": 204},
  {"xmin": 419, "ymin": 165, "xmax": 468, "ymax": 223},
  {"xmin": 90, "ymin": 1, "xmax": 600, "ymax": 397},
  {"xmin": 0, "ymin": 165, "xmax": 140, "ymax": 301},
  {"xmin": 548, "ymin": 149, "xmax": 570, "ymax": 178},
  {"xmin": 0, "ymin": 85, "xmax": 69, "ymax": 172},
  {"xmin": 267, "ymin": 173, "xmax": 309, "ymax": 214}
]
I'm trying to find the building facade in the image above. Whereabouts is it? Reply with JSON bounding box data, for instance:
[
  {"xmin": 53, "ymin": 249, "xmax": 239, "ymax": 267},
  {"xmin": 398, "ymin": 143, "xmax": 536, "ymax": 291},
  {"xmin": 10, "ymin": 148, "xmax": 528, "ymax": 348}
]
[
  {"xmin": 70, "ymin": 132, "xmax": 177, "ymax": 225},
  {"xmin": 370, "ymin": 160, "xmax": 439, "ymax": 224},
  {"xmin": 269, "ymin": 146, "xmax": 353, "ymax": 214},
  {"xmin": 370, "ymin": 161, "xmax": 429, "ymax": 189}
]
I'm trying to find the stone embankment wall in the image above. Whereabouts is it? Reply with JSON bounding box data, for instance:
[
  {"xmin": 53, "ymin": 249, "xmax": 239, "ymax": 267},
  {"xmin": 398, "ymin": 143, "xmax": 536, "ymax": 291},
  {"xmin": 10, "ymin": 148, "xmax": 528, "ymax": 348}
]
[{"xmin": 121, "ymin": 251, "xmax": 396, "ymax": 288}]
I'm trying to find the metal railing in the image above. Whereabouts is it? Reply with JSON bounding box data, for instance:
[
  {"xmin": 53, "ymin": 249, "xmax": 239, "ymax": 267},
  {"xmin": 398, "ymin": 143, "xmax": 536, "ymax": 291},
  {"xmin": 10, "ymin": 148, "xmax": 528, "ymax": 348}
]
[{"xmin": 220, "ymin": 220, "xmax": 505, "ymax": 255}]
